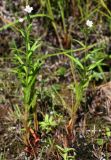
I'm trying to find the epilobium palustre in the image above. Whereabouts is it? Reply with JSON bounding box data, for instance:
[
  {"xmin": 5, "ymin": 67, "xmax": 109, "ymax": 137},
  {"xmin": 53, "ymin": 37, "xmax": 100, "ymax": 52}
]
[
  {"xmin": 86, "ymin": 20, "xmax": 93, "ymax": 28},
  {"xmin": 24, "ymin": 5, "xmax": 33, "ymax": 13},
  {"xmin": 18, "ymin": 17, "xmax": 24, "ymax": 22}
]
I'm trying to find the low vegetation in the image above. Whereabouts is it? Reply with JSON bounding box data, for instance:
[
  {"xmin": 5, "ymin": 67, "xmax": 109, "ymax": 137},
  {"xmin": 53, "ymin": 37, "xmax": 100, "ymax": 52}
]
[{"xmin": 0, "ymin": 0, "xmax": 111, "ymax": 159}]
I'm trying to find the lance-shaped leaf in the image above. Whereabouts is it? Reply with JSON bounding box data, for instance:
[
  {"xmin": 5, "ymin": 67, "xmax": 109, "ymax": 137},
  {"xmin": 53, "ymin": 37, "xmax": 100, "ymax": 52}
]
[{"xmin": 88, "ymin": 59, "xmax": 104, "ymax": 71}]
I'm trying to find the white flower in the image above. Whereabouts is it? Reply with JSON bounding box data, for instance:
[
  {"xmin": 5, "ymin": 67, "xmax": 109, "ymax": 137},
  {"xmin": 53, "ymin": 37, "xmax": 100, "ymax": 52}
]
[
  {"xmin": 24, "ymin": 5, "xmax": 33, "ymax": 13},
  {"xmin": 50, "ymin": 111, "xmax": 55, "ymax": 115},
  {"xmin": 86, "ymin": 20, "xmax": 93, "ymax": 27},
  {"xmin": 18, "ymin": 18, "xmax": 24, "ymax": 22},
  {"xmin": 37, "ymin": 75, "xmax": 42, "ymax": 82}
]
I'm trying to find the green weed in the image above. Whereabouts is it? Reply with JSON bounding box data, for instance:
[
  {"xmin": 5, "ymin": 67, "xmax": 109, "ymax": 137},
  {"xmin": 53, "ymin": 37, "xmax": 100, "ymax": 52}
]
[
  {"xmin": 11, "ymin": 11, "xmax": 44, "ymax": 145},
  {"xmin": 56, "ymin": 145, "xmax": 76, "ymax": 160},
  {"xmin": 39, "ymin": 114, "xmax": 57, "ymax": 133}
]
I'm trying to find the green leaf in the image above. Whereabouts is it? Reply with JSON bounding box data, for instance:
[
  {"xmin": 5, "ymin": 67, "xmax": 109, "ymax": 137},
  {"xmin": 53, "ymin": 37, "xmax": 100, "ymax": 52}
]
[
  {"xmin": 73, "ymin": 39, "xmax": 86, "ymax": 48},
  {"xmin": 100, "ymin": 0, "xmax": 111, "ymax": 16},
  {"xmin": 19, "ymin": 29, "xmax": 25, "ymax": 37},
  {"xmin": 97, "ymin": 138, "xmax": 104, "ymax": 146},
  {"xmin": 56, "ymin": 67, "xmax": 66, "ymax": 76},
  {"xmin": 88, "ymin": 59, "xmax": 104, "ymax": 70},
  {"xmin": 63, "ymin": 52, "xmax": 84, "ymax": 69},
  {"xmin": 14, "ymin": 55, "xmax": 27, "ymax": 73},
  {"xmin": 31, "ymin": 39, "xmax": 41, "ymax": 52},
  {"xmin": 30, "ymin": 93, "xmax": 37, "ymax": 109},
  {"xmin": 27, "ymin": 40, "xmax": 41, "ymax": 59},
  {"xmin": 45, "ymin": 114, "xmax": 49, "ymax": 122},
  {"xmin": 56, "ymin": 145, "xmax": 64, "ymax": 152},
  {"xmin": 106, "ymin": 127, "xmax": 111, "ymax": 138},
  {"xmin": 75, "ymin": 83, "xmax": 81, "ymax": 102},
  {"xmin": 27, "ymin": 42, "xmax": 31, "ymax": 51},
  {"xmin": 51, "ymin": 84, "xmax": 61, "ymax": 91},
  {"xmin": 27, "ymin": 24, "xmax": 32, "ymax": 32}
]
